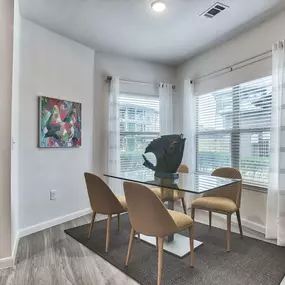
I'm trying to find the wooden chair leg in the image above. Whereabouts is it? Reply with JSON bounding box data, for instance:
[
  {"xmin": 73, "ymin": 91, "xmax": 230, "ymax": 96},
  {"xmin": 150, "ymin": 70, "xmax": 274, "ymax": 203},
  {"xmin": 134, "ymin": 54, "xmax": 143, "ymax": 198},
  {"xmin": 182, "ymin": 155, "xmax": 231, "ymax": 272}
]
[
  {"xmin": 189, "ymin": 225, "xmax": 195, "ymax": 267},
  {"xmin": 125, "ymin": 227, "xmax": 135, "ymax": 266},
  {"xmin": 157, "ymin": 237, "xmax": 164, "ymax": 285},
  {"xmin": 226, "ymin": 214, "xmax": 231, "ymax": 252},
  {"xmin": 105, "ymin": 215, "xmax": 112, "ymax": 253},
  {"xmin": 236, "ymin": 209, "xmax": 243, "ymax": 239},
  {"xmin": 209, "ymin": 211, "xmax": 212, "ymax": 229},
  {"xmin": 191, "ymin": 207, "xmax": 195, "ymax": 220},
  {"xmin": 88, "ymin": 212, "xmax": 96, "ymax": 239},
  {"xmin": 181, "ymin": 198, "xmax": 187, "ymax": 214},
  {"xmin": 117, "ymin": 213, "xmax": 120, "ymax": 231}
]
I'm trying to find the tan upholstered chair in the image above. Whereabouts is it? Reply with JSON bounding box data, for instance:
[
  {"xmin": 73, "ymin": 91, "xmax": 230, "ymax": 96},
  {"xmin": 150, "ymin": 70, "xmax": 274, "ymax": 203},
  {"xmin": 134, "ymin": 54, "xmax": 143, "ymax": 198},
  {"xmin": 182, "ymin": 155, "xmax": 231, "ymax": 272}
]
[
  {"xmin": 84, "ymin": 173, "xmax": 127, "ymax": 252},
  {"xmin": 191, "ymin": 167, "xmax": 242, "ymax": 252},
  {"xmin": 124, "ymin": 181, "xmax": 194, "ymax": 285},
  {"xmin": 152, "ymin": 164, "xmax": 189, "ymax": 214}
]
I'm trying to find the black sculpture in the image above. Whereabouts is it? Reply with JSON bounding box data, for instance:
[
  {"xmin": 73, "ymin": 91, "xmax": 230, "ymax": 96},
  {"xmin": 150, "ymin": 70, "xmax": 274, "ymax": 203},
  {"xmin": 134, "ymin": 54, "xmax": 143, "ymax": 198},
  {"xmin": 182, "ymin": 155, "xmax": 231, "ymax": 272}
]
[{"xmin": 142, "ymin": 134, "xmax": 186, "ymax": 179}]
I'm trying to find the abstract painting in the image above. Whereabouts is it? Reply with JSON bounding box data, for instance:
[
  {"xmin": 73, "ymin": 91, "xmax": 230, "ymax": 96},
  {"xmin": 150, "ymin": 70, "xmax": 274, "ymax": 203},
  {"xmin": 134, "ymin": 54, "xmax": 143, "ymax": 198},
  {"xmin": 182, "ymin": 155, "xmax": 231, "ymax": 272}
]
[{"xmin": 39, "ymin": 96, "xmax": 82, "ymax": 148}]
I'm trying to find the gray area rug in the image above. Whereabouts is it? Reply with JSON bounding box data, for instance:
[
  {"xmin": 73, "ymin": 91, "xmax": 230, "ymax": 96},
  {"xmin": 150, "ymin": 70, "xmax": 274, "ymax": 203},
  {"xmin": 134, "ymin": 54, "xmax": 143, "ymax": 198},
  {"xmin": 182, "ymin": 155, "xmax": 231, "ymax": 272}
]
[{"xmin": 65, "ymin": 214, "xmax": 285, "ymax": 285}]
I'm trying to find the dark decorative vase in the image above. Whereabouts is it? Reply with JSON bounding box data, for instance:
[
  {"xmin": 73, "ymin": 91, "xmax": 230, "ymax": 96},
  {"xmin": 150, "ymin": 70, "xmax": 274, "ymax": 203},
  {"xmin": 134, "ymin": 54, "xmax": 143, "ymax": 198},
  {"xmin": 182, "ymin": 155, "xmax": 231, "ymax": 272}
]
[{"xmin": 142, "ymin": 134, "xmax": 186, "ymax": 180}]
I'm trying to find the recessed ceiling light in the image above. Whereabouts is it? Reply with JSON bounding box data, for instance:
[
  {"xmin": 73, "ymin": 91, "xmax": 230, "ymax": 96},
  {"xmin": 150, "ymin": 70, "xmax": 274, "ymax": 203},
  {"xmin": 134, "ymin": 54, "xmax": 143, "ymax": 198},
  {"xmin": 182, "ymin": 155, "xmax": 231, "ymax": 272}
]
[{"xmin": 151, "ymin": 1, "xmax": 166, "ymax": 13}]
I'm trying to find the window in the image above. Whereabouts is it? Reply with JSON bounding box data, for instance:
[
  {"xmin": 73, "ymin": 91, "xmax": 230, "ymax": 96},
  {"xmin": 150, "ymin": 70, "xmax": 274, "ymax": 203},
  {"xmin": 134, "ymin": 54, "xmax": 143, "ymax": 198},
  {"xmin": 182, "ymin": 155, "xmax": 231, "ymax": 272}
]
[
  {"xmin": 196, "ymin": 76, "xmax": 272, "ymax": 187},
  {"xmin": 119, "ymin": 93, "xmax": 160, "ymax": 178}
]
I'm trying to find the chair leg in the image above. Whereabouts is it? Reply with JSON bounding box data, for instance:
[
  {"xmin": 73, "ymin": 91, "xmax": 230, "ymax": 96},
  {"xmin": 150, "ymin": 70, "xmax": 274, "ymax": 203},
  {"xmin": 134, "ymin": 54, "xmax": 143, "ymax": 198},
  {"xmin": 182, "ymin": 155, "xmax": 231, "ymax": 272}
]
[
  {"xmin": 157, "ymin": 237, "xmax": 164, "ymax": 285},
  {"xmin": 125, "ymin": 227, "xmax": 135, "ymax": 266},
  {"xmin": 88, "ymin": 212, "xmax": 96, "ymax": 239},
  {"xmin": 181, "ymin": 198, "xmax": 187, "ymax": 214},
  {"xmin": 209, "ymin": 211, "xmax": 212, "ymax": 229},
  {"xmin": 226, "ymin": 214, "xmax": 231, "ymax": 252},
  {"xmin": 105, "ymin": 215, "xmax": 112, "ymax": 253},
  {"xmin": 117, "ymin": 213, "xmax": 120, "ymax": 231},
  {"xmin": 236, "ymin": 209, "xmax": 243, "ymax": 239},
  {"xmin": 189, "ymin": 225, "xmax": 195, "ymax": 267},
  {"xmin": 137, "ymin": 233, "xmax": 141, "ymax": 242},
  {"xmin": 156, "ymin": 237, "xmax": 158, "ymax": 250},
  {"xmin": 191, "ymin": 207, "xmax": 195, "ymax": 220}
]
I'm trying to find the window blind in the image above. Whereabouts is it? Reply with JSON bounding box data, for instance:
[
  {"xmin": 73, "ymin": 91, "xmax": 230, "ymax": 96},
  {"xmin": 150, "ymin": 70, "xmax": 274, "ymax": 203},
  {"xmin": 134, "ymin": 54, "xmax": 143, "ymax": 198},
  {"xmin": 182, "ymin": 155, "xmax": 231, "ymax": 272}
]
[
  {"xmin": 196, "ymin": 76, "xmax": 272, "ymax": 187},
  {"xmin": 119, "ymin": 94, "xmax": 160, "ymax": 178}
]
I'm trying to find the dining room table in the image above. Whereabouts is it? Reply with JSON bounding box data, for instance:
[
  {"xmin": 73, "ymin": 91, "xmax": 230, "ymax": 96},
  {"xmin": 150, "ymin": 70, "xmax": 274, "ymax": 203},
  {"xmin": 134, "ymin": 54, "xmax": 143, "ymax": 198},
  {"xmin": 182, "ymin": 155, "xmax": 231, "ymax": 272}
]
[{"xmin": 104, "ymin": 170, "xmax": 240, "ymax": 258}]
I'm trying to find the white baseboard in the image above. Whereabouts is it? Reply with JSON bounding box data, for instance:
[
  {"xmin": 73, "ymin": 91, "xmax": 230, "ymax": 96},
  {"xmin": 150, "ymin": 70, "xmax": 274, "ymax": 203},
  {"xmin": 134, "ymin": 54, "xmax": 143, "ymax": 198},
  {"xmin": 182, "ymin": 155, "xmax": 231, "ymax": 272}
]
[
  {"xmin": 18, "ymin": 208, "xmax": 92, "ymax": 238},
  {"xmin": 0, "ymin": 233, "xmax": 20, "ymax": 270},
  {"xmin": 6, "ymin": 208, "xmax": 92, "ymax": 269},
  {"xmin": 195, "ymin": 211, "xmax": 265, "ymax": 234},
  {"xmin": 237, "ymin": 217, "xmax": 265, "ymax": 234},
  {"xmin": 0, "ymin": 256, "xmax": 13, "ymax": 270},
  {"xmin": 12, "ymin": 232, "xmax": 20, "ymax": 266}
]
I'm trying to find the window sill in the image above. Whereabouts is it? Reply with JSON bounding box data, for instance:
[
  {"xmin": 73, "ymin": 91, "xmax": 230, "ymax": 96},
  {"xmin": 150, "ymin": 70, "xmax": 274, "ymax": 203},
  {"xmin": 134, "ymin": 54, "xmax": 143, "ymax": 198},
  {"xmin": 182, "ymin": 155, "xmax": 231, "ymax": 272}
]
[{"xmin": 243, "ymin": 183, "xmax": 267, "ymax": 194}]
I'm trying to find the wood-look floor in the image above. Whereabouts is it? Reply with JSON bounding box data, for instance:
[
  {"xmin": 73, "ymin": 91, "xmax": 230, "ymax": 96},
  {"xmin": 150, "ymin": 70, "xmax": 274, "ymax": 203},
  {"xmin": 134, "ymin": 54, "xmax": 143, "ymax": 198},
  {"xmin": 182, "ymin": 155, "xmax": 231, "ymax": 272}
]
[
  {"xmin": 0, "ymin": 214, "xmax": 138, "ymax": 285},
  {"xmin": 0, "ymin": 208, "xmax": 283, "ymax": 285}
]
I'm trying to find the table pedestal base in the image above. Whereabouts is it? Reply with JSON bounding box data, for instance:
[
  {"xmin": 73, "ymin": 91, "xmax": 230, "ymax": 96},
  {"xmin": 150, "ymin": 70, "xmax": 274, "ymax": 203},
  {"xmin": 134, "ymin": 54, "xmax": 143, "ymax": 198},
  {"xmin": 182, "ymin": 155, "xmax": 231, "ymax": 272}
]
[{"xmin": 136, "ymin": 234, "xmax": 203, "ymax": 259}]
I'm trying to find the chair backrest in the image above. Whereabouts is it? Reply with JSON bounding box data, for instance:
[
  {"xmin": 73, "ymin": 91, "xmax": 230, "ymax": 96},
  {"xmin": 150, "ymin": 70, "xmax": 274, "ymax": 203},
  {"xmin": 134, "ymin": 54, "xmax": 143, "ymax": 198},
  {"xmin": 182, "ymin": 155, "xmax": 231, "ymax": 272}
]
[
  {"xmin": 84, "ymin": 173, "xmax": 125, "ymax": 215},
  {"xmin": 123, "ymin": 182, "xmax": 178, "ymax": 237},
  {"xmin": 177, "ymin": 164, "xmax": 189, "ymax": 173},
  {"xmin": 161, "ymin": 164, "xmax": 189, "ymax": 200},
  {"xmin": 203, "ymin": 167, "xmax": 242, "ymax": 208}
]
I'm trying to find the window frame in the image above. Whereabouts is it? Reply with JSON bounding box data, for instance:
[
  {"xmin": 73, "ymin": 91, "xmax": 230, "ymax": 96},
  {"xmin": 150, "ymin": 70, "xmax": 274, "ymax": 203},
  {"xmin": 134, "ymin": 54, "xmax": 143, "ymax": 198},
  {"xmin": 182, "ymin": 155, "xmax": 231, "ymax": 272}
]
[
  {"xmin": 195, "ymin": 77, "xmax": 272, "ymax": 191},
  {"xmin": 118, "ymin": 93, "xmax": 160, "ymax": 176}
]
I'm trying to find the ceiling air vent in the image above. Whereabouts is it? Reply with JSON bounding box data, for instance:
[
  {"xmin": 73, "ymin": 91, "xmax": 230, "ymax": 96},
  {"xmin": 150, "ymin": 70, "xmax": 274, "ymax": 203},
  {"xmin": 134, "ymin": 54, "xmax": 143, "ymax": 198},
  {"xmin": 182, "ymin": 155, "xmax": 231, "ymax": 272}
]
[{"xmin": 201, "ymin": 2, "xmax": 229, "ymax": 19}]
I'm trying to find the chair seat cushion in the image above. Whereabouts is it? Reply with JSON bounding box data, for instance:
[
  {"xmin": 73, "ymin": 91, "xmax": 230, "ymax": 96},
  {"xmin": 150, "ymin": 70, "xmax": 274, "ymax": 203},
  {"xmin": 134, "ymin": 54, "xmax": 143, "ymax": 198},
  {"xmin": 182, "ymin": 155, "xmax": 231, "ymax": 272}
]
[
  {"xmin": 191, "ymin": 197, "xmax": 237, "ymax": 213},
  {"xmin": 168, "ymin": 210, "xmax": 193, "ymax": 230},
  {"xmin": 116, "ymin": 195, "xmax": 127, "ymax": 210}
]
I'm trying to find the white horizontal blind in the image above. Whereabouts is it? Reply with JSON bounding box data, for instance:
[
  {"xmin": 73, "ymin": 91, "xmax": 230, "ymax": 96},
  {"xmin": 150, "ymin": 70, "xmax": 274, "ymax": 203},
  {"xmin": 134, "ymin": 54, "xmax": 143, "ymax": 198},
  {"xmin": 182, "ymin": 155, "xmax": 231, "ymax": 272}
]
[
  {"xmin": 196, "ymin": 76, "xmax": 272, "ymax": 187},
  {"xmin": 119, "ymin": 94, "xmax": 159, "ymax": 178}
]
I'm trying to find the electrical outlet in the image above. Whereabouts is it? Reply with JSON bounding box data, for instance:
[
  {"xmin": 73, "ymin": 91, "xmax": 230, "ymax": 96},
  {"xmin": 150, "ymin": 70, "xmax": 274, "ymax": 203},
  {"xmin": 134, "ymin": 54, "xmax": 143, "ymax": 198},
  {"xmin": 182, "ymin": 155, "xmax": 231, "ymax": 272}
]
[{"xmin": 50, "ymin": 190, "xmax": 57, "ymax": 201}]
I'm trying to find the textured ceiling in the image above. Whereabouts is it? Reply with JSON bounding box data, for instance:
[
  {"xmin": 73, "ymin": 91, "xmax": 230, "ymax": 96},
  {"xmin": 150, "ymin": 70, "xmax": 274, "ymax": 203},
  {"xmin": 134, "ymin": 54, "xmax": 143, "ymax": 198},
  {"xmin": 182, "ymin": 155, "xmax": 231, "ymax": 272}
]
[{"xmin": 19, "ymin": 0, "xmax": 285, "ymax": 65}]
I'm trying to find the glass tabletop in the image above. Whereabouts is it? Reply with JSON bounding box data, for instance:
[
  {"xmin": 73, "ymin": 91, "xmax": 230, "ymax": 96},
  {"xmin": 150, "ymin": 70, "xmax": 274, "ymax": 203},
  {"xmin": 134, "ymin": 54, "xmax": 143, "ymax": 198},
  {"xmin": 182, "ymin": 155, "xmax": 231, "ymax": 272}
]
[{"xmin": 104, "ymin": 170, "xmax": 240, "ymax": 194}]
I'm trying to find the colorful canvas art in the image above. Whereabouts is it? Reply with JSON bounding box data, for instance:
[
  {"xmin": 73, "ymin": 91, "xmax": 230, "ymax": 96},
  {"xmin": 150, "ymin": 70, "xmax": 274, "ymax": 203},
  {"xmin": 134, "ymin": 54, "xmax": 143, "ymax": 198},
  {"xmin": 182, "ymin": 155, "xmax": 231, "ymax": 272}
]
[{"xmin": 39, "ymin": 96, "xmax": 82, "ymax": 148}]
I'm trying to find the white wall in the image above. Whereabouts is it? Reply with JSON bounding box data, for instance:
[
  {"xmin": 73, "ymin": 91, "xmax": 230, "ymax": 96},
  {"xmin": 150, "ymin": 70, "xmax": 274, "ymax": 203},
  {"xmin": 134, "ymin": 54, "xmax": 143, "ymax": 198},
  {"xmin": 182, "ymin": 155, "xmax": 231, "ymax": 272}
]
[
  {"xmin": 176, "ymin": 10, "xmax": 285, "ymax": 232},
  {"xmin": 178, "ymin": 10, "xmax": 285, "ymax": 89},
  {"xmin": 93, "ymin": 52, "xmax": 176, "ymax": 176},
  {"xmin": 18, "ymin": 19, "xmax": 95, "ymax": 230},
  {"xmin": 13, "ymin": 22, "xmax": 176, "ymax": 235},
  {"xmin": 0, "ymin": 0, "xmax": 13, "ymax": 261},
  {"xmin": 11, "ymin": 0, "xmax": 21, "ymax": 257}
]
